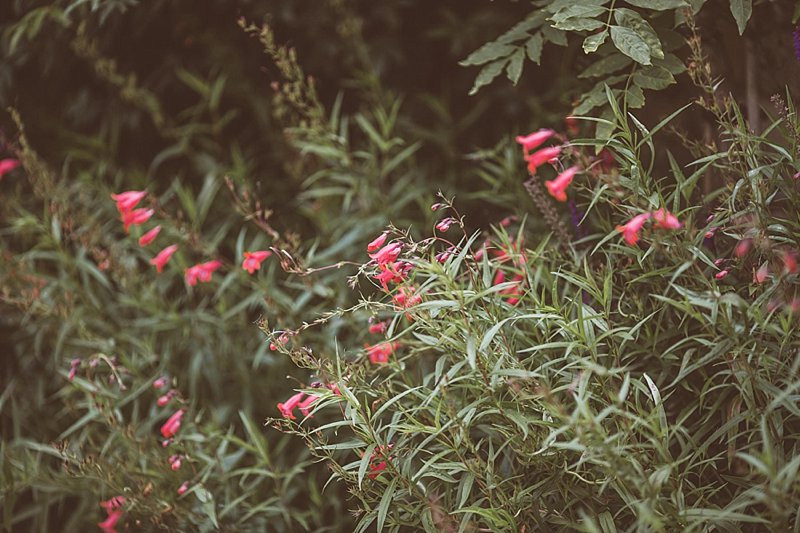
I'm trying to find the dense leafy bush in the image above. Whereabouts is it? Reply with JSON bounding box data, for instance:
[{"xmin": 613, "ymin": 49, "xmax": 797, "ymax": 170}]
[{"xmin": 2, "ymin": 0, "xmax": 800, "ymax": 531}]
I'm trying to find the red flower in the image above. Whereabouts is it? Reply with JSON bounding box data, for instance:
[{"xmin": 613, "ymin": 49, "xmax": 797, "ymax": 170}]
[
  {"xmin": 138, "ymin": 225, "xmax": 161, "ymax": 246},
  {"xmin": 185, "ymin": 260, "xmax": 222, "ymax": 286},
  {"xmin": 715, "ymin": 270, "xmax": 729, "ymax": 280},
  {"xmin": 435, "ymin": 217, "xmax": 456, "ymax": 232},
  {"xmin": 150, "ymin": 244, "xmax": 178, "ymax": 273},
  {"xmin": 525, "ymin": 146, "xmax": 561, "ymax": 173},
  {"xmin": 515, "ymin": 129, "xmax": 555, "ymax": 154},
  {"xmin": 651, "ymin": 209, "xmax": 682, "ymax": 230},
  {"xmin": 111, "ymin": 190, "xmax": 146, "ymax": 214},
  {"xmin": 368, "ymin": 320, "xmax": 389, "ymax": 334},
  {"xmin": 277, "ymin": 392, "xmax": 305, "ymax": 419},
  {"xmin": 0, "ymin": 158, "xmax": 20, "ymax": 179},
  {"xmin": 242, "ymin": 251, "xmax": 272, "ymax": 274},
  {"xmin": 121, "ymin": 208, "xmax": 154, "ymax": 233},
  {"xmin": 755, "ymin": 263, "xmax": 769, "ymax": 284},
  {"xmin": 369, "ymin": 242, "xmax": 402, "ymax": 265},
  {"xmin": 98, "ymin": 509, "xmax": 123, "ymax": 532},
  {"xmin": 160, "ymin": 409, "xmax": 185, "ymax": 438},
  {"xmin": 367, "ymin": 232, "xmax": 389, "ymax": 252},
  {"xmin": 545, "ymin": 166, "xmax": 578, "ymax": 202},
  {"xmin": 98, "ymin": 496, "xmax": 125, "ymax": 533},
  {"xmin": 366, "ymin": 342, "xmax": 397, "ymax": 364},
  {"xmin": 297, "ymin": 394, "xmax": 319, "ymax": 417},
  {"xmin": 783, "ymin": 251, "xmax": 798, "ymax": 274},
  {"xmin": 374, "ymin": 261, "xmax": 410, "ymax": 290},
  {"xmin": 734, "ymin": 238, "xmax": 752, "ymax": 258},
  {"xmin": 616, "ymin": 213, "xmax": 651, "ymax": 246},
  {"xmin": 393, "ymin": 286, "xmax": 421, "ymax": 309}
]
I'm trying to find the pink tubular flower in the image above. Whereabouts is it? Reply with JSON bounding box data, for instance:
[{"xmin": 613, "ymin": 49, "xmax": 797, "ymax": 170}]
[
  {"xmin": 153, "ymin": 376, "xmax": 168, "ymax": 389},
  {"xmin": 277, "ymin": 392, "xmax": 305, "ymax": 420},
  {"xmin": 544, "ymin": 166, "xmax": 578, "ymax": 202},
  {"xmin": 160, "ymin": 409, "xmax": 185, "ymax": 438},
  {"xmin": 242, "ymin": 251, "xmax": 272, "ymax": 274},
  {"xmin": 150, "ymin": 244, "xmax": 178, "ymax": 273},
  {"xmin": 435, "ymin": 217, "xmax": 456, "ymax": 232},
  {"xmin": 111, "ymin": 190, "xmax": 146, "ymax": 213},
  {"xmin": 297, "ymin": 394, "xmax": 319, "ymax": 417},
  {"xmin": 616, "ymin": 213, "xmax": 651, "ymax": 246},
  {"xmin": 0, "ymin": 158, "xmax": 20, "ymax": 179},
  {"xmin": 185, "ymin": 260, "xmax": 222, "ymax": 286},
  {"xmin": 369, "ymin": 320, "xmax": 389, "ymax": 334},
  {"xmin": 366, "ymin": 342, "xmax": 397, "ymax": 364},
  {"xmin": 525, "ymin": 146, "xmax": 561, "ymax": 173},
  {"xmin": 157, "ymin": 390, "xmax": 177, "ymax": 407},
  {"xmin": 122, "ymin": 207, "xmax": 154, "ymax": 233},
  {"xmin": 515, "ymin": 129, "xmax": 555, "ymax": 154},
  {"xmin": 734, "ymin": 238, "xmax": 752, "ymax": 258},
  {"xmin": 98, "ymin": 496, "xmax": 125, "ymax": 533},
  {"xmin": 393, "ymin": 286, "xmax": 421, "ymax": 309},
  {"xmin": 755, "ymin": 263, "xmax": 769, "ymax": 284},
  {"xmin": 98, "ymin": 509, "xmax": 123, "ymax": 532},
  {"xmin": 138, "ymin": 225, "xmax": 161, "ymax": 246},
  {"xmin": 651, "ymin": 209, "xmax": 682, "ymax": 230},
  {"xmin": 715, "ymin": 270, "xmax": 729, "ymax": 280},
  {"xmin": 783, "ymin": 251, "xmax": 798, "ymax": 274},
  {"xmin": 367, "ymin": 232, "xmax": 389, "ymax": 252},
  {"xmin": 369, "ymin": 242, "xmax": 402, "ymax": 265},
  {"xmin": 177, "ymin": 482, "xmax": 189, "ymax": 495}
]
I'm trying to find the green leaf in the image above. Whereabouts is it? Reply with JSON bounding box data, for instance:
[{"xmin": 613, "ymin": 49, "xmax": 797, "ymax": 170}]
[
  {"xmin": 632, "ymin": 65, "xmax": 675, "ymax": 89},
  {"xmin": 614, "ymin": 8, "xmax": 663, "ymax": 60},
  {"xmin": 610, "ymin": 25, "xmax": 651, "ymax": 65},
  {"xmin": 583, "ymin": 30, "xmax": 609, "ymax": 54},
  {"xmin": 554, "ymin": 18, "xmax": 605, "ymax": 31},
  {"xmin": 623, "ymin": 0, "xmax": 688, "ymax": 9},
  {"xmin": 525, "ymin": 33, "xmax": 544, "ymax": 63},
  {"xmin": 459, "ymin": 42, "xmax": 515, "ymax": 67},
  {"xmin": 506, "ymin": 48, "xmax": 525, "ymax": 85},
  {"xmin": 551, "ymin": 5, "xmax": 607, "ymax": 23},
  {"xmin": 542, "ymin": 24, "xmax": 568, "ymax": 46},
  {"xmin": 729, "ymin": 0, "xmax": 752, "ymax": 34},
  {"xmin": 468, "ymin": 59, "xmax": 506, "ymax": 95},
  {"xmin": 579, "ymin": 53, "xmax": 632, "ymax": 78}
]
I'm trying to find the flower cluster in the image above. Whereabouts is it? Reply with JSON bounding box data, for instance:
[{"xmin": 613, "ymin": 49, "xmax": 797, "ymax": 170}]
[
  {"xmin": 516, "ymin": 129, "xmax": 580, "ymax": 203},
  {"xmin": 277, "ymin": 382, "xmax": 340, "ymax": 420},
  {"xmin": 616, "ymin": 208, "xmax": 682, "ymax": 246}
]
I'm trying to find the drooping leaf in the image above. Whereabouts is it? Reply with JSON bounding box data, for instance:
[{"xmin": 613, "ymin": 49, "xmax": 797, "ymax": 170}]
[
  {"xmin": 729, "ymin": 0, "xmax": 753, "ymax": 34},
  {"xmin": 610, "ymin": 25, "xmax": 651, "ymax": 65},
  {"xmin": 583, "ymin": 30, "xmax": 609, "ymax": 54}
]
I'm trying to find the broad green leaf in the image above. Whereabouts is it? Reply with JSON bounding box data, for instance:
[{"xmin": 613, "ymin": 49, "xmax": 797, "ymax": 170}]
[
  {"xmin": 610, "ymin": 26, "xmax": 651, "ymax": 65},
  {"xmin": 554, "ymin": 18, "xmax": 605, "ymax": 31},
  {"xmin": 525, "ymin": 33, "xmax": 544, "ymax": 63},
  {"xmin": 614, "ymin": 8, "xmax": 663, "ymax": 60},
  {"xmin": 551, "ymin": 5, "xmax": 607, "ymax": 23},
  {"xmin": 632, "ymin": 65, "xmax": 675, "ymax": 90},
  {"xmin": 468, "ymin": 59, "xmax": 506, "ymax": 95},
  {"xmin": 579, "ymin": 53, "xmax": 632, "ymax": 78},
  {"xmin": 729, "ymin": 0, "xmax": 752, "ymax": 34},
  {"xmin": 505, "ymin": 48, "xmax": 525, "ymax": 85},
  {"xmin": 623, "ymin": 0, "xmax": 688, "ymax": 9},
  {"xmin": 459, "ymin": 42, "xmax": 515, "ymax": 67},
  {"xmin": 583, "ymin": 30, "xmax": 609, "ymax": 54}
]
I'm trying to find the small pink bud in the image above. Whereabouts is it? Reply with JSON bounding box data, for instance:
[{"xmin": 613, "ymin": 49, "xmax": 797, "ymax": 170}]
[
  {"xmin": 715, "ymin": 270, "xmax": 729, "ymax": 280},
  {"xmin": 138, "ymin": 225, "xmax": 162, "ymax": 247},
  {"xmin": 153, "ymin": 377, "xmax": 168, "ymax": 389},
  {"xmin": 367, "ymin": 232, "xmax": 389, "ymax": 252},
  {"xmin": 177, "ymin": 482, "xmax": 189, "ymax": 495}
]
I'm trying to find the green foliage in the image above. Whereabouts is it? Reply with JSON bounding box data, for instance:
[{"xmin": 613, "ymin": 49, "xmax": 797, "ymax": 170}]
[{"xmin": 2, "ymin": 0, "xmax": 800, "ymax": 531}]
